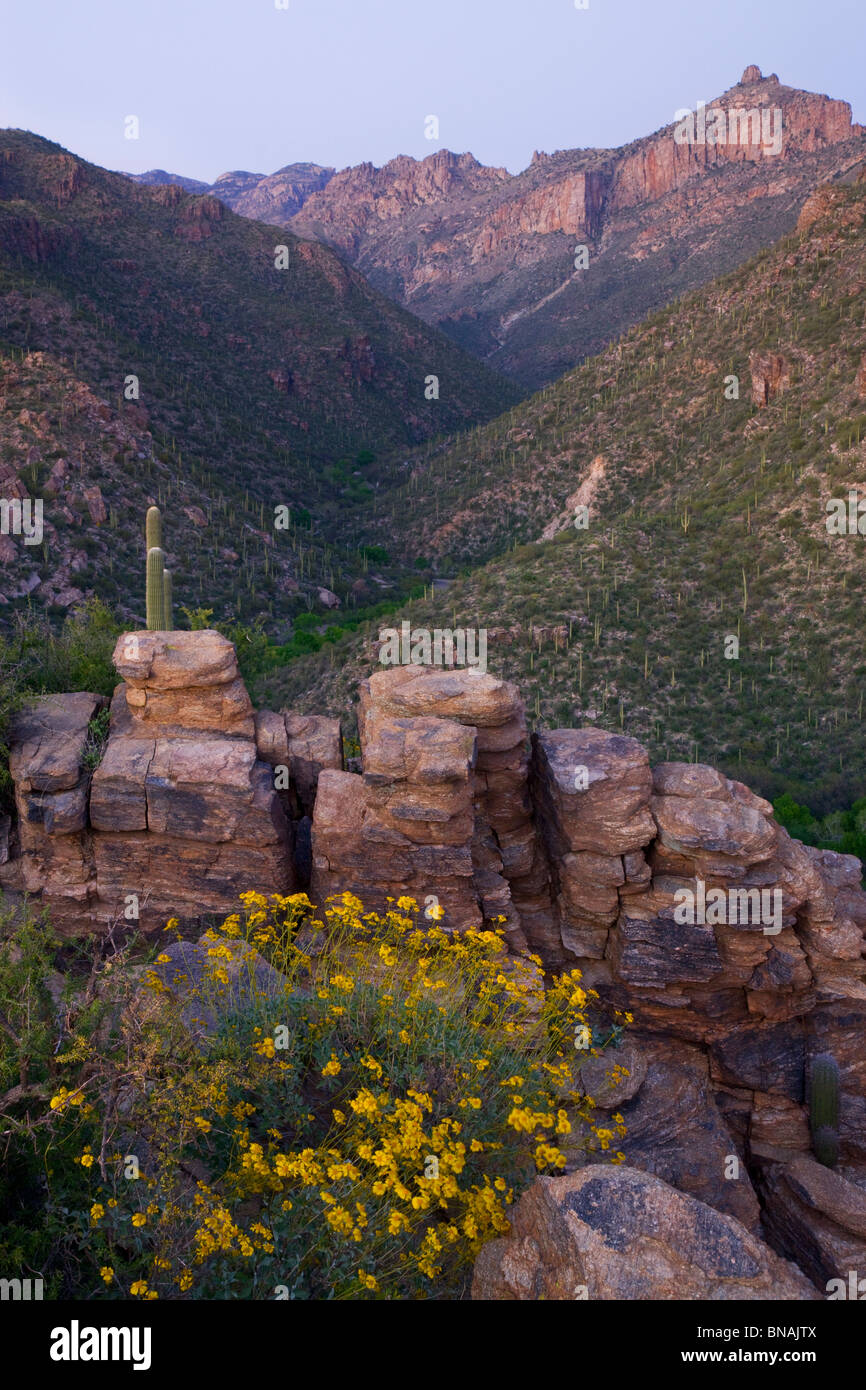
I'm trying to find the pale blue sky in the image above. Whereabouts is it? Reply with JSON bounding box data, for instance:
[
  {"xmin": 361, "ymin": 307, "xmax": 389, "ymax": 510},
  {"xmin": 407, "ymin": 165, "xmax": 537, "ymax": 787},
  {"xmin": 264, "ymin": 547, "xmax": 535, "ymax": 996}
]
[{"xmin": 1, "ymin": 0, "xmax": 863, "ymax": 180}]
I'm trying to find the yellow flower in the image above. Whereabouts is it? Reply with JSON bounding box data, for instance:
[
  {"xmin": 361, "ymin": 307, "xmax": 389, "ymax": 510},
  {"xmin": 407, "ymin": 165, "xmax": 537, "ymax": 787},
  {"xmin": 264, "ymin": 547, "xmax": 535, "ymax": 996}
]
[
  {"xmin": 130, "ymin": 1280, "xmax": 149, "ymax": 1297},
  {"xmin": 90, "ymin": 1203, "xmax": 105, "ymax": 1223},
  {"xmin": 193, "ymin": 1117, "xmax": 212, "ymax": 1133},
  {"xmin": 79, "ymin": 1153, "xmax": 94, "ymax": 1168},
  {"xmin": 357, "ymin": 1270, "xmax": 379, "ymax": 1291},
  {"xmin": 177, "ymin": 1271, "xmax": 194, "ymax": 1291},
  {"xmin": 329, "ymin": 973, "xmax": 355, "ymax": 993},
  {"xmin": 99, "ymin": 1266, "xmax": 114, "ymax": 1284},
  {"xmin": 132, "ymin": 1213, "xmax": 147, "ymax": 1228},
  {"xmin": 321, "ymin": 1054, "xmax": 342, "ymax": 1078}
]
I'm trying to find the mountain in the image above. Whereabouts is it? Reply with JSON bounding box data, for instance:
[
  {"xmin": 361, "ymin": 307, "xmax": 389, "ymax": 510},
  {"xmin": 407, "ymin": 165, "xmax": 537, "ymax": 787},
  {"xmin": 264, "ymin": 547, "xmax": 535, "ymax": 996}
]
[
  {"xmin": 260, "ymin": 171, "xmax": 866, "ymax": 814},
  {"xmin": 0, "ymin": 131, "xmax": 520, "ymax": 626},
  {"xmin": 0, "ymin": 132, "xmax": 518, "ymax": 469},
  {"xmin": 127, "ymin": 163, "xmax": 336, "ymax": 220},
  {"xmin": 127, "ymin": 168, "xmax": 210, "ymax": 195},
  {"xmin": 156, "ymin": 67, "xmax": 866, "ymax": 390}
]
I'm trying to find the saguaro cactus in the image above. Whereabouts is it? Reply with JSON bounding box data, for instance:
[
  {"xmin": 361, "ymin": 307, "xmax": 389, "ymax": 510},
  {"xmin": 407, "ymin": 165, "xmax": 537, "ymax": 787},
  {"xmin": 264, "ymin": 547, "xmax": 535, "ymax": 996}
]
[
  {"xmin": 144, "ymin": 504, "xmax": 175, "ymax": 630},
  {"xmin": 809, "ymin": 1053, "xmax": 840, "ymax": 1168},
  {"xmin": 163, "ymin": 569, "xmax": 173, "ymax": 629},
  {"xmin": 146, "ymin": 545, "xmax": 167, "ymax": 630},
  {"xmin": 146, "ymin": 505, "xmax": 163, "ymax": 552}
]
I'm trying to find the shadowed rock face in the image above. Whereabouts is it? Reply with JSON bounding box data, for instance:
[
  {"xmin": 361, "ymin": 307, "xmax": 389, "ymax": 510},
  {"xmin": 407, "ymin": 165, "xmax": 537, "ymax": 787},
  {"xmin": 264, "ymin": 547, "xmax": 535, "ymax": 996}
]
[{"xmin": 758, "ymin": 1155, "xmax": 866, "ymax": 1290}]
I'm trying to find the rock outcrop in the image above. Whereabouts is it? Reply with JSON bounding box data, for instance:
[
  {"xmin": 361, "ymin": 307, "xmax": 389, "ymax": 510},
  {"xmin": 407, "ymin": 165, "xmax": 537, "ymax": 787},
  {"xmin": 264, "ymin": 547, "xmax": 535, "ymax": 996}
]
[
  {"xmin": 4, "ymin": 692, "xmax": 104, "ymax": 929},
  {"xmin": 332, "ymin": 666, "xmax": 556, "ymax": 947},
  {"xmin": 4, "ymin": 643, "xmax": 866, "ymax": 1298},
  {"xmin": 1, "ymin": 631, "xmax": 305, "ymax": 931}
]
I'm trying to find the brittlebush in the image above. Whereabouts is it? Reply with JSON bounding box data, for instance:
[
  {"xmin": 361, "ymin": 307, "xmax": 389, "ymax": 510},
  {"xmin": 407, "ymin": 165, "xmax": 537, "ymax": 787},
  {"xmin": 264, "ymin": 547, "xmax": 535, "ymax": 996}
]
[{"xmin": 7, "ymin": 893, "xmax": 629, "ymax": 1299}]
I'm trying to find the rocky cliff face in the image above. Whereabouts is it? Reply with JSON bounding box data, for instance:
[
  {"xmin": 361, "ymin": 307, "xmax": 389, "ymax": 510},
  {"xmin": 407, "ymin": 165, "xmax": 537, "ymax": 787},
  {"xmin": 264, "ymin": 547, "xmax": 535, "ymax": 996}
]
[
  {"xmin": 157, "ymin": 67, "xmax": 865, "ymax": 388},
  {"xmin": 3, "ymin": 640, "xmax": 866, "ymax": 1294}
]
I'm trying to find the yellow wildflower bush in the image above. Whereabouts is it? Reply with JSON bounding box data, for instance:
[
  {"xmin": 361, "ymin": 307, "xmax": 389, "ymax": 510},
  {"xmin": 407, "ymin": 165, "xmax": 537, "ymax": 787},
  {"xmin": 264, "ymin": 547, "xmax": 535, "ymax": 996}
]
[{"xmin": 4, "ymin": 891, "xmax": 629, "ymax": 1299}]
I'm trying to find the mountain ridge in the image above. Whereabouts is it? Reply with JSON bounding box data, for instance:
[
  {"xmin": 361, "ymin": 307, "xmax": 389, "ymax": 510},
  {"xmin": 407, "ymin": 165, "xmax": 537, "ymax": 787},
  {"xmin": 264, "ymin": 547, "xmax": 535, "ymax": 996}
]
[{"xmin": 122, "ymin": 66, "xmax": 866, "ymax": 387}]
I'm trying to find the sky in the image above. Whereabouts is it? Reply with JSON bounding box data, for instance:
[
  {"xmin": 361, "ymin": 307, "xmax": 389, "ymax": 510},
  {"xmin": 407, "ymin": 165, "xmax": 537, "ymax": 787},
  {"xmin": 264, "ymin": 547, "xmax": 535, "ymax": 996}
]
[{"xmin": 1, "ymin": 0, "xmax": 864, "ymax": 181}]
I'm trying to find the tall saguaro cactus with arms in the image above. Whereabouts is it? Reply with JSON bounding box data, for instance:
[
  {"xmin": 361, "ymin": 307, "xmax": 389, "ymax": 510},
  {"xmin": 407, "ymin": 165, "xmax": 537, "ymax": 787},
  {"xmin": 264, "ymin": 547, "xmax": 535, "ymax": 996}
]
[{"xmin": 145, "ymin": 505, "xmax": 173, "ymax": 630}]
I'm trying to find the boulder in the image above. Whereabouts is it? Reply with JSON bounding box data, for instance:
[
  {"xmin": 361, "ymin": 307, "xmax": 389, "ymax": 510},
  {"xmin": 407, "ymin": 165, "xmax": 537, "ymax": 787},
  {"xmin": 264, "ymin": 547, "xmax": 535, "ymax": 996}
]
[
  {"xmin": 123, "ymin": 676, "xmax": 254, "ymax": 737},
  {"xmin": 141, "ymin": 932, "xmax": 294, "ymax": 1040},
  {"xmin": 112, "ymin": 629, "xmax": 254, "ymax": 737},
  {"xmin": 589, "ymin": 1039, "xmax": 763, "ymax": 1233},
  {"xmin": 471, "ymin": 1165, "xmax": 817, "ymax": 1300},
  {"xmin": 251, "ymin": 710, "xmax": 343, "ymax": 817},
  {"xmin": 362, "ymin": 711, "xmax": 476, "ymax": 787},
  {"xmin": 651, "ymin": 790, "xmax": 777, "ymax": 866},
  {"xmin": 112, "ymin": 630, "xmax": 239, "ymax": 689},
  {"xmin": 283, "ymin": 712, "xmax": 342, "ymax": 815},
  {"xmin": 360, "ymin": 665, "xmax": 522, "ymax": 729}
]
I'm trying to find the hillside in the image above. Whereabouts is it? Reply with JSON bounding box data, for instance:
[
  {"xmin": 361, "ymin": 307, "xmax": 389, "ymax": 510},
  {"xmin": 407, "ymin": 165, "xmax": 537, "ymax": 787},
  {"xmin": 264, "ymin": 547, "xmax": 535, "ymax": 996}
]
[
  {"xmin": 0, "ymin": 347, "xmax": 346, "ymax": 631},
  {"xmin": 0, "ymin": 131, "xmax": 519, "ymax": 595},
  {"xmin": 259, "ymin": 174, "xmax": 866, "ymax": 813},
  {"xmin": 136, "ymin": 68, "xmax": 866, "ymax": 389}
]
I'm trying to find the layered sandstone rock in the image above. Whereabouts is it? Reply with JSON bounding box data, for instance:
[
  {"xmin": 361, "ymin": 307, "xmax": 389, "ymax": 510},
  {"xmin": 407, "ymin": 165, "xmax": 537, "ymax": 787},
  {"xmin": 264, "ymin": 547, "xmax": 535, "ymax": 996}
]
[
  {"xmin": 341, "ymin": 666, "xmax": 554, "ymax": 950},
  {"xmin": 5, "ymin": 670, "xmax": 866, "ymax": 1297},
  {"xmin": 0, "ymin": 692, "xmax": 103, "ymax": 926},
  {"xmin": 113, "ymin": 629, "xmax": 255, "ymax": 737},
  {"xmin": 527, "ymin": 743, "xmax": 866, "ymax": 1231},
  {"xmin": 531, "ymin": 728, "xmax": 655, "ymax": 967},
  {"xmin": 254, "ymin": 709, "xmax": 343, "ymax": 816},
  {"xmin": 1, "ymin": 633, "xmax": 296, "ymax": 932},
  {"xmin": 311, "ymin": 707, "xmax": 482, "ymax": 931}
]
